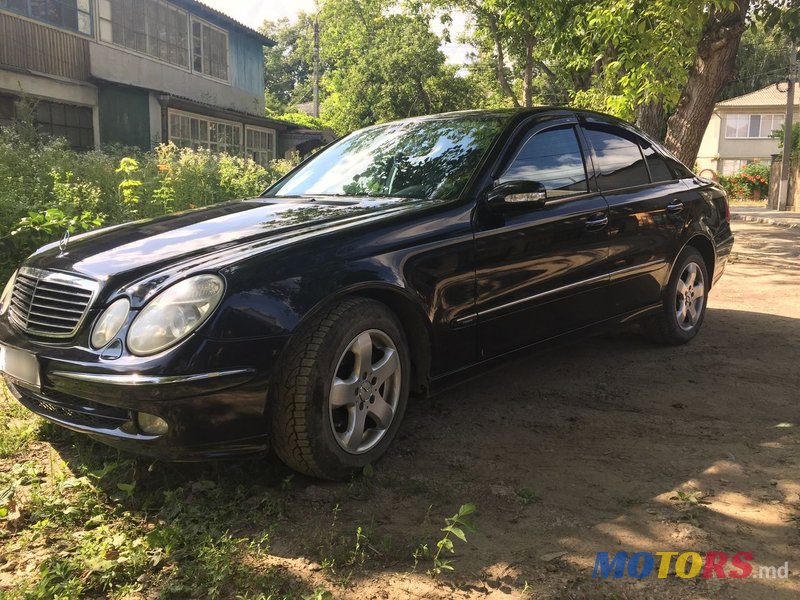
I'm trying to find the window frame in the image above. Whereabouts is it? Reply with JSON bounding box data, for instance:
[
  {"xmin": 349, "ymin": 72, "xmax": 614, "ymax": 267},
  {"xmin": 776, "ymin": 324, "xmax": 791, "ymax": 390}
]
[
  {"xmin": 0, "ymin": 0, "xmax": 93, "ymax": 36},
  {"xmin": 581, "ymin": 122, "xmax": 654, "ymax": 193},
  {"xmin": 724, "ymin": 113, "xmax": 785, "ymax": 139},
  {"xmin": 167, "ymin": 108, "xmax": 242, "ymax": 156},
  {"xmin": 190, "ymin": 15, "xmax": 230, "ymax": 83},
  {"xmin": 498, "ymin": 123, "xmax": 591, "ymax": 199},
  {"xmin": 98, "ymin": 0, "xmax": 191, "ymax": 70},
  {"xmin": 245, "ymin": 125, "xmax": 276, "ymax": 166}
]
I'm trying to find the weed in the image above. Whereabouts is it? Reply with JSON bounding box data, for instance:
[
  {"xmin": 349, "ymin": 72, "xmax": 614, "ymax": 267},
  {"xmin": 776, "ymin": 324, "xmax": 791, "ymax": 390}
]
[
  {"xmin": 415, "ymin": 503, "xmax": 476, "ymax": 577},
  {"xmin": 517, "ymin": 488, "xmax": 540, "ymax": 506}
]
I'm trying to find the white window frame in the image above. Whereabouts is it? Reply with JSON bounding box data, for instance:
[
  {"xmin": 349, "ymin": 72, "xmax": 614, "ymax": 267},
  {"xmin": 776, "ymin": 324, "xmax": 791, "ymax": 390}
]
[
  {"xmin": 97, "ymin": 0, "xmax": 191, "ymax": 70},
  {"xmin": 245, "ymin": 125, "xmax": 276, "ymax": 166},
  {"xmin": 191, "ymin": 16, "xmax": 230, "ymax": 83},
  {"xmin": 725, "ymin": 113, "xmax": 785, "ymax": 139},
  {"xmin": 720, "ymin": 159, "xmax": 750, "ymax": 176},
  {"xmin": 167, "ymin": 109, "xmax": 242, "ymax": 156}
]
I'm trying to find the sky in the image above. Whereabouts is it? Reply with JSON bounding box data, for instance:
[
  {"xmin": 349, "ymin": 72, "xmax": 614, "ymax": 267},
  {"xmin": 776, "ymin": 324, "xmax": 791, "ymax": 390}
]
[{"xmin": 200, "ymin": 0, "xmax": 471, "ymax": 65}]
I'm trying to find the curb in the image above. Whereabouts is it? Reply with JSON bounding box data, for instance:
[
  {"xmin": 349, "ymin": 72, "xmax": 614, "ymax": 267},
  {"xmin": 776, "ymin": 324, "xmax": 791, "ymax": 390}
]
[{"xmin": 730, "ymin": 213, "xmax": 800, "ymax": 229}]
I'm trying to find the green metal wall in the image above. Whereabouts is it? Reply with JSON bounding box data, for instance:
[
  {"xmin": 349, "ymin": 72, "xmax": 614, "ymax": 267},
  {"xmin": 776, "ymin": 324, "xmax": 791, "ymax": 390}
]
[{"xmin": 98, "ymin": 86, "xmax": 150, "ymax": 149}]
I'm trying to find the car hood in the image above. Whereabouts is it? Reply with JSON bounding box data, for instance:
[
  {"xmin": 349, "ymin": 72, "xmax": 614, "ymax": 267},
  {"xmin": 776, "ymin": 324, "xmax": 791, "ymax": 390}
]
[{"xmin": 26, "ymin": 196, "xmax": 433, "ymax": 281}]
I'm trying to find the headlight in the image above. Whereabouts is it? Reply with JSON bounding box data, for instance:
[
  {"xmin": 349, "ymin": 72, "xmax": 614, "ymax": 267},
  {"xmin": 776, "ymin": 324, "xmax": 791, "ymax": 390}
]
[
  {"xmin": 91, "ymin": 298, "xmax": 131, "ymax": 349},
  {"xmin": 127, "ymin": 274, "xmax": 224, "ymax": 356},
  {"xmin": 0, "ymin": 270, "xmax": 17, "ymax": 316}
]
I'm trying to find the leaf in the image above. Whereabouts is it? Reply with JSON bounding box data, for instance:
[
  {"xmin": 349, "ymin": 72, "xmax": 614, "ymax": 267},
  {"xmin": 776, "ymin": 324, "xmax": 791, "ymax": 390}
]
[
  {"xmin": 442, "ymin": 525, "xmax": 467, "ymax": 543},
  {"xmin": 117, "ymin": 482, "xmax": 135, "ymax": 493}
]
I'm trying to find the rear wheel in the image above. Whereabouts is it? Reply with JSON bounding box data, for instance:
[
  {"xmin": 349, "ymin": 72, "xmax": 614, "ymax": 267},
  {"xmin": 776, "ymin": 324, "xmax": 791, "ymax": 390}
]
[
  {"xmin": 647, "ymin": 247, "xmax": 709, "ymax": 345},
  {"xmin": 270, "ymin": 297, "xmax": 410, "ymax": 480}
]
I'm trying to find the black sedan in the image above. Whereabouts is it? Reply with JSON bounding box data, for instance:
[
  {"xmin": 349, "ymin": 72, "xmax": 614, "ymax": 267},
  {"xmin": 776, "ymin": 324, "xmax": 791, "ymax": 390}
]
[{"xmin": 0, "ymin": 109, "xmax": 733, "ymax": 479}]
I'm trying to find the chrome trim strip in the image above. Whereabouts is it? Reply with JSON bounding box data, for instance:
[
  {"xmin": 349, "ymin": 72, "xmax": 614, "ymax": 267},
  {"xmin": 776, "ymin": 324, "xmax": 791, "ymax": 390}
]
[
  {"xmin": 50, "ymin": 368, "xmax": 255, "ymax": 386},
  {"xmin": 607, "ymin": 259, "xmax": 663, "ymax": 280},
  {"xmin": 480, "ymin": 273, "xmax": 609, "ymax": 317},
  {"xmin": 477, "ymin": 260, "xmax": 665, "ymax": 319}
]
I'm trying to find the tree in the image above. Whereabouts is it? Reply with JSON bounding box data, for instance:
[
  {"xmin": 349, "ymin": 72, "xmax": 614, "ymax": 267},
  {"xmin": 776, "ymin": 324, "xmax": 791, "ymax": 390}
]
[
  {"xmin": 260, "ymin": 16, "xmax": 318, "ymax": 113},
  {"xmin": 720, "ymin": 24, "xmax": 790, "ymax": 100},
  {"xmin": 319, "ymin": 0, "xmax": 476, "ymax": 135}
]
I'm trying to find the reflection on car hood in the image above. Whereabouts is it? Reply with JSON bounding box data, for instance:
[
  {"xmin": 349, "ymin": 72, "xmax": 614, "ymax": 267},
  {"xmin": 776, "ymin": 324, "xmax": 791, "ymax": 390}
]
[{"xmin": 26, "ymin": 197, "xmax": 431, "ymax": 280}]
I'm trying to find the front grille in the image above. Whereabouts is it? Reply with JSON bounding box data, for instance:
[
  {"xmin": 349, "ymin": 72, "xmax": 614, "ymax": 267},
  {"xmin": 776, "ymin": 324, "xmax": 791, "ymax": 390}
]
[
  {"xmin": 14, "ymin": 385, "xmax": 131, "ymax": 430},
  {"xmin": 9, "ymin": 267, "xmax": 98, "ymax": 338}
]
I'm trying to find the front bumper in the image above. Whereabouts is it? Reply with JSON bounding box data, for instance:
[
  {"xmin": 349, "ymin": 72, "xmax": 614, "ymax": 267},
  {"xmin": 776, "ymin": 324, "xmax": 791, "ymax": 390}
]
[{"xmin": 0, "ymin": 316, "xmax": 289, "ymax": 460}]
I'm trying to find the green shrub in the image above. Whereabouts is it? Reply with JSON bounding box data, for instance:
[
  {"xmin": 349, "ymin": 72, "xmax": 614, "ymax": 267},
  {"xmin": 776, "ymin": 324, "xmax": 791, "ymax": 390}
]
[
  {"xmin": 0, "ymin": 127, "xmax": 297, "ymax": 282},
  {"xmin": 718, "ymin": 162, "xmax": 770, "ymax": 200}
]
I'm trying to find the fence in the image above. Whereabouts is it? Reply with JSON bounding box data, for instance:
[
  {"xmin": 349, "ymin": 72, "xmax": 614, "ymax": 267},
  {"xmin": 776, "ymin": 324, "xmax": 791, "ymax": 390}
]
[{"xmin": 767, "ymin": 153, "xmax": 800, "ymax": 210}]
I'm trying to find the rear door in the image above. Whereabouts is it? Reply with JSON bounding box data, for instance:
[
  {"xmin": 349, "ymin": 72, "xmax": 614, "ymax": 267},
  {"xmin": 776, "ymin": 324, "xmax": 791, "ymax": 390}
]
[
  {"xmin": 580, "ymin": 119, "xmax": 694, "ymax": 315},
  {"xmin": 473, "ymin": 117, "xmax": 610, "ymax": 358}
]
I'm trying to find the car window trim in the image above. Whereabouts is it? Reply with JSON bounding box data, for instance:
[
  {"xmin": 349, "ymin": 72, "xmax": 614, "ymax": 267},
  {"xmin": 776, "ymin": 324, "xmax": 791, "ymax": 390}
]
[
  {"xmin": 491, "ymin": 116, "xmax": 595, "ymax": 202},
  {"xmin": 580, "ymin": 120, "xmax": 675, "ymax": 194}
]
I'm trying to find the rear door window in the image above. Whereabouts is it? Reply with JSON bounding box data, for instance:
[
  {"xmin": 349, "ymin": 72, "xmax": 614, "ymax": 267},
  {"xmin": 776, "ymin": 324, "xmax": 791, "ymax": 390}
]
[{"xmin": 583, "ymin": 125, "xmax": 650, "ymax": 190}]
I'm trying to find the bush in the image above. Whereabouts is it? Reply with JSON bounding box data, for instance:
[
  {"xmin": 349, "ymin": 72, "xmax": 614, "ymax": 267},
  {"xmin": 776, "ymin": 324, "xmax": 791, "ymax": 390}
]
[
  {"xmin": 718, "ymin": 162, "xmax": 770, "ymax": 200},
  {"xmin": 0, "ymin": 125, "xmax": 297, "ymax": 282}
]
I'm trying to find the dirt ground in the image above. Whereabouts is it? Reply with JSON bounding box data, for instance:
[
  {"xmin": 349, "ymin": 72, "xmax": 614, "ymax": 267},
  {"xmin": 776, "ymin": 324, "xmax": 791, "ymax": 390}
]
[
  {"xmin": 271, "ymin": 220, "xmax": 800, "ymax": 599},
  {"xmin": 3, "ymin": 221, "xmax": 799, "ymax": 599}
]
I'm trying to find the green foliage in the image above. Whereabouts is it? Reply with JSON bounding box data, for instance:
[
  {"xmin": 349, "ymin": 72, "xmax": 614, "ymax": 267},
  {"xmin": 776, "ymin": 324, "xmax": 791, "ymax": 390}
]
[
  {"xmin": 270, "ymin": 112, "xmax": 326, "ymax": 130},
  {"xmin": 720, "ymin": 25, "xmax": 790, "ymax": 100},
  {"xmin": 770, "ymin": 121, "xmax": 800, "ymax": 159},
  {"xmin": 318, "ymin": 0, "xmax": 476, "ymax": 135},
  {"xmin": 415, "ymin": 503, "xmax": 476, "ymax": 577},
  {"xmin": 260, "ymin": 16, "xmax": 318, "ymax": 113},
  {"xmin": 0, "ymin": 125, "xmax": 296, "ymax": 282}
]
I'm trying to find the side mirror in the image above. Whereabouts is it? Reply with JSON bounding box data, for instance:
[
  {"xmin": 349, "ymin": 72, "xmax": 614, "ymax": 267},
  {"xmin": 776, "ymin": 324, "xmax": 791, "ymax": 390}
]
[{"xmin": 486, "ymin": 180, "xmax": 548, "ymax": 211}]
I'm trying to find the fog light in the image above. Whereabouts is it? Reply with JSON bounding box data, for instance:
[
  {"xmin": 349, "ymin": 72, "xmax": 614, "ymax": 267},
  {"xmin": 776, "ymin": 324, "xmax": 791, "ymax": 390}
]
[{"xmin": 137, "ymin": 412, "xmax": 168, "ymax": 435}]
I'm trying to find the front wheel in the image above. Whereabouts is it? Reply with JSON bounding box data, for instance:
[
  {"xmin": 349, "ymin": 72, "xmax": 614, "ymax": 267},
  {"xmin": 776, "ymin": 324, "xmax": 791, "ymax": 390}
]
[
  {"xmin": 269, "ymin": 297, "xmax": 410, "ymax": 480},
  {"xmin": 647, "ymin": 247, "xmax": 709, "ymax": 345}
]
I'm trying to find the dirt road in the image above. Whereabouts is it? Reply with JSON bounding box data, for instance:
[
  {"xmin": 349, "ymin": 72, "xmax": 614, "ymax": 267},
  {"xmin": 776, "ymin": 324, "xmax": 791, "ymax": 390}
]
[
  {"xmin": 3, "ymin": 221, "xmax": 798, "ymax": 599},
  {"xmin": 273, "ymin": 221, "xmax": 800, "ymax": 599}
]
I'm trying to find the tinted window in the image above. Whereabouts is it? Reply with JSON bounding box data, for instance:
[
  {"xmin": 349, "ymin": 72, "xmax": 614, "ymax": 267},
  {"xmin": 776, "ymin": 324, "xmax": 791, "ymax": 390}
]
[
  {"xmin": 584, "ymin": 125, "xmax": 649, "ymax": 190},
  {"xmin": 641, "ymin": 144, "xmax": 674, "ymax": 183},
  {"xmin": 500, "ymin": 126, "xmax": 588, "ymax": 197},
  {"xmin": 270, "ymin": 117, "xmax": 506, "ymax": 201}
]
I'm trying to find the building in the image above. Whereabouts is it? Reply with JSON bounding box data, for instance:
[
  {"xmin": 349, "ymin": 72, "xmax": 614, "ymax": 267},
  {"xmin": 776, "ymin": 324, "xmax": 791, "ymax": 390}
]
[
  {"xmin": 0, "ymin": 0, "xmax": 324, "ymax": 162},
  {"xmin": 696, "ymin": 82, "xmax": 798, "ymax": 177}
]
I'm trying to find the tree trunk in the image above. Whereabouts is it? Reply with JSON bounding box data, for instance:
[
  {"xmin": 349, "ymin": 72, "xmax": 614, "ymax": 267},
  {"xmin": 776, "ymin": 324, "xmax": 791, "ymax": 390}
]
[
  {"xmin": 523, "ymin": 32, "xmax": 534, "ymax": 108},
  {"xmin": 487, "ymin": 14, "xmax": 520, "ymax": 107},
  {"xmin": 664, "ymin": 0, "xmax": 749, "ymax": 166},
  {"xmin": 636, "ymin": 98, "xmax": 666, "ymax": 141}
]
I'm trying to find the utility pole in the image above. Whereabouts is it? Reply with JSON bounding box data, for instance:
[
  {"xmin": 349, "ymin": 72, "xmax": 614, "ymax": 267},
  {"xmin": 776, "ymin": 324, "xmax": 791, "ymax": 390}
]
[
  {"xmin": 313, "ymin": 14, "xmax": 320, "ymax": 119},
  {"xmin": 777, "ymin": 41, "xmax": 797, "ymax": 212}
]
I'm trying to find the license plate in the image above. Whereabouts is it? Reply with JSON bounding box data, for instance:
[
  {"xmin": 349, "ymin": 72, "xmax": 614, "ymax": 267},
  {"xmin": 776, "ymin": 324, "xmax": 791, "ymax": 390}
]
[{"xmin": 0, "ymin": 345, "xmax": 41, "ymax": 390}]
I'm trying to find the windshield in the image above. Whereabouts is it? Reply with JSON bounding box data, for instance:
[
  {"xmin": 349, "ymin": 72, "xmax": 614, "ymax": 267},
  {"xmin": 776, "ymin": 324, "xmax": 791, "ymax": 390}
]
[{"xmin": 267, "ymin": 117, "xmax": 506, "ymax": 200}]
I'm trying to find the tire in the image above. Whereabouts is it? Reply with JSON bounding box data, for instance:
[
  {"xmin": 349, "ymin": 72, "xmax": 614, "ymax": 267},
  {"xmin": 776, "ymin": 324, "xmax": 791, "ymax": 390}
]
[
  {"xmin": 269, "ymin": 297, "xmax": 410, "ymax": 480},
  {"xmin": 647, "ymin": 247, "xmax": 709, "ymax": 345}
]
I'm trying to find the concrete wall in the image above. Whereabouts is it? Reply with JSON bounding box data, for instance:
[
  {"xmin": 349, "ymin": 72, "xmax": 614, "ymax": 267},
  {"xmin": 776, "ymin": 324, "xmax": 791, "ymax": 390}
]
[
  {"xmin": 89, "ymin": 42, "xmax": 265, "ymax": 117},
  {"xmin": 697, "ymin": 112, "xmax": 721, "ymax": 173}
]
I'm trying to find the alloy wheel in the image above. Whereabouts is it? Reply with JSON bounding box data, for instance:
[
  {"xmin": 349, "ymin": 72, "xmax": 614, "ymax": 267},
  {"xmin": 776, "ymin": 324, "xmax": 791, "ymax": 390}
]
[
  {"xmin": 675, "ymin": 262, "xmax": 705, "ymax": 331},
  {"xmin": 328, "ymin": 329, "xmax": 402, "ymax": 454}
]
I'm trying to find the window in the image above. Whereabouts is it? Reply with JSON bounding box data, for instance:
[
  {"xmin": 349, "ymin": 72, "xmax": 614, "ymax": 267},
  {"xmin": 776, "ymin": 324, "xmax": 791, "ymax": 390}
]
[
  {"xmin": 725, "ymin": 114, "xmax": 784, "ymax": 139},
  {"xmin": 584, "ymin": 125, "xmax": 650, "ymax": 190},
  {"xmin": 640, "ymin": 143, "xmax": 674, "ymax": 183},
  {"xmin": 99, "ymin": 0, "xmax": 189, "ymax": 68},
  {"xmin": 246, "ymin": 126, "xmax": 276, "ymax": 166},
  {"xmin": 192, "ymin": 18, "xmax": 229, "ymax": 81},
  {"xmin": 500, "ymin": 126, "xmax": 588, "ymax": 196},
  {"xmin": 168, "ymin": 110, "xmax": 241, "ymax": 156},
  {"xmin": 35, "ymin": 99, "xmax": 93, "ymax": 150},
  {"xmin": 721, "ymin": 159, "xmax": 753, "ymax": 176},
  {"xmin": 1, "ymin": 0, "xmax": 92, "ymax": 34}
]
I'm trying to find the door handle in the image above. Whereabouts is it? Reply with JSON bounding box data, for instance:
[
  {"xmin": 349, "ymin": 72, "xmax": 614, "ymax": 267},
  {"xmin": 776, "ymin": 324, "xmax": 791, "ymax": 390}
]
[
  {"xmin": 667, "ymin": 199, "xmax": 684, "ymax": 213},
  {"xmin": 585, "ymin": 214, "xmax": 609, "ymax": 231}
]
